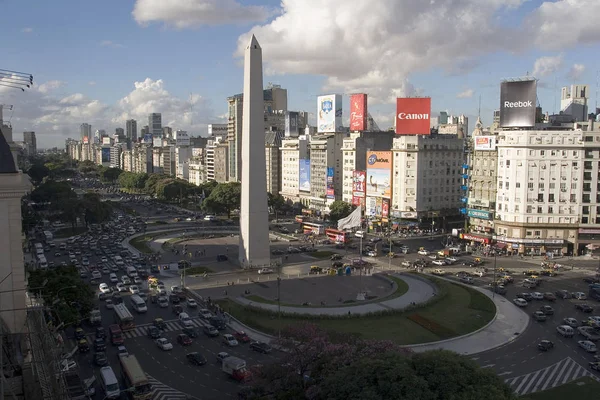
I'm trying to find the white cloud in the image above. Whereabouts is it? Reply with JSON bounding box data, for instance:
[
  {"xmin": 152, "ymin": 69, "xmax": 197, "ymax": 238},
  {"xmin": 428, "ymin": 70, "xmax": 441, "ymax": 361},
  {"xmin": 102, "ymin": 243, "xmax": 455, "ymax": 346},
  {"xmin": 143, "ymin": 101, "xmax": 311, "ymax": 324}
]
[
  {"xmin": 132, "ymin": 0, "xmax": 273, "ymax": 28},
  {"xmin": 532, "ymin": 55, "xmax": 564, "ymax": 78},
  {"xmin": 100, "ymin": 40, "xmax": 125, "ymax": 49},
  {"xmin": 456, "ymin": 89, "xmax": 474, "ymax": 99},
  {"xmin": 21, "ymin": 27, "xmax": 33, "ymax": 33},
  {"xmin": 88, "ymin": 81, "xmax": 97, "ymax": 86},
  {"xmin": 567, "ymin": 63, "xmax": 586, "ymax": 80},
  {"xmin": 0, "ymin": 76, "xmax": 222, "ymax": 148}
]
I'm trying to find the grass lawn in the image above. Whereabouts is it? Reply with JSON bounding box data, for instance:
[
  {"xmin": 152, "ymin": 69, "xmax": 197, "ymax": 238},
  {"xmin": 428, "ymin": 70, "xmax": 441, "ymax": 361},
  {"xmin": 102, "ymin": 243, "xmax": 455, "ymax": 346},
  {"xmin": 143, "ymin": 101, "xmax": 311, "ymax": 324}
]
[
  {"xmin": 217, "ymin": 275, "xmax": 495, "ymax": 345},
  {"xmin": 53, "ymin": 226, "xmax": 87, "ymax": 238},
  {"xmin": 522, "ymin": 377, "xmax": 600, "ymax": 400},
  {"xmin": 309, "ymin": 250, "xmax": 336, "ymax": 259},
  {"xmin": 244, "ymin": 276, "xmax": 410, "ymax": 308},
  {"xmin": 181, "ymin": 266, "xmax": 213, "ymax": 275},
  {"xmin": 129, "ymin": 235, "xmax": 155, "ymax": 254}
]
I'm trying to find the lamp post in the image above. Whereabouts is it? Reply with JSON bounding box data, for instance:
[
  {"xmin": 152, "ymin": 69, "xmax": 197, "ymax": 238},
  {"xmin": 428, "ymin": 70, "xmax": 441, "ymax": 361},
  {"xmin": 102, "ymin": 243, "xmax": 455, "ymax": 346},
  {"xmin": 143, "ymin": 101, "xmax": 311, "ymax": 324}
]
[{"xmin": 492, "ymin": 253, "xmax": 497, "ymax": 299}]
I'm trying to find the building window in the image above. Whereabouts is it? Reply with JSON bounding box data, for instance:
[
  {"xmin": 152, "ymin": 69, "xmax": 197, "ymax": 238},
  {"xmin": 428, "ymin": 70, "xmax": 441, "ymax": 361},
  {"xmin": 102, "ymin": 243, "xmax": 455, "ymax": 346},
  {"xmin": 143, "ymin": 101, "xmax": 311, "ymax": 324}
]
[
  {"xmin": 515, "ymin": 205, "xmax": 520, "ymax": 213},
  {"xmin": 527, "ymin": 206, "xmax": 532, "ymax": 213},
  {"xmin": 549, "ymin": 194, "xmax": 555, "ymax": 202},
  {"xmin": 537, "ymin": 193, "xmax": 544, "ymax": 202},
  {"xmin": 582, "ymin": 217, "xmax": 589, "ymax": 224},
  {"xmin": 583, "ymin": 194, "xmax": 591, "ymax": 203},
  {"xmin": 584, "ymin": 172, "xmax": 592, "ymax": 180},
  {"xmin": 538, "ymin": 182, "xmax": 544, "ymax": 189},
  {"xmin": 583, "ymin": 206, "xmax": 590, "ymax": 215},
  {"xmin": 526, "ymin": 231, "xmax": 532, "ymax": 236},
  {"xmin": 571, "ymin": 183, "xmax": 577, "ymax": 189},
  {"xmin": 516, "ymin": 182, "xmax": 520, "ymax": 188},
  {"xmin": 528, "ymin": 182, "xmax": 534, "ymax": 189},
  {"xmin": 537, "ymin": 206, "xmax": 543, "ymax": 213},
  {"xmin": 534, "ymin": 231, "xmax": 541, "ymax": 236}
]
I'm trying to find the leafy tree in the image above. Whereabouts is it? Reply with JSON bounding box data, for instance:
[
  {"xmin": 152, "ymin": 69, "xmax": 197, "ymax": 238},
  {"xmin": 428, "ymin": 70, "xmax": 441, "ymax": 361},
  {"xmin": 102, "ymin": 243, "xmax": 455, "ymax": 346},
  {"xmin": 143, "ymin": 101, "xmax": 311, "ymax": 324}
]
[
  {"xmin": 201, "ymin": 182, "xmax": 241, "ymax": 218},
  {"xmin": 328, "ymin": 200, "xmax": 354, "ymax": 222},
  {"xmin": 77, "ymin": 160, "xmax": 97, "ymax": 175},
  {"xmin": 56, "ymin": 198, "xmax": 83, "ymax": 230},
  {"xmin": 144, "ymin": 173, "xmax": 167, "ymax": 196},
  {"xmin": 81, "ymin": 193, "xmax": 112, "ymax": 225},
  {"xmin": 268, "ymin": 192, "xmax": 287, "ymax": 218},
  {"xmin": 100, "ymin": 167, "xmax": 123, "ymax": 183},
  {"xmin": 28, "ymin": 266, "xmax": 95, "ymax": 327},
  {"xmin": 26, "ymin": 162, "xmax": 50, "ymax": 185},
  {"xmin": 30, "ymin": 180, "xmax": 77, "ymax": 205}
]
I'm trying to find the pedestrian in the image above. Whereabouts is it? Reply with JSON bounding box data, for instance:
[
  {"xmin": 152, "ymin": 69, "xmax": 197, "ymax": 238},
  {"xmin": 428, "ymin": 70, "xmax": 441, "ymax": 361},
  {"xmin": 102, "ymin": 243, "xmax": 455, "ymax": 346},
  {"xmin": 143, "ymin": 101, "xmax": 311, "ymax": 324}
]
[{"xmin": 223, "ymin": 290, "xmax": 227, "ymax": 296}]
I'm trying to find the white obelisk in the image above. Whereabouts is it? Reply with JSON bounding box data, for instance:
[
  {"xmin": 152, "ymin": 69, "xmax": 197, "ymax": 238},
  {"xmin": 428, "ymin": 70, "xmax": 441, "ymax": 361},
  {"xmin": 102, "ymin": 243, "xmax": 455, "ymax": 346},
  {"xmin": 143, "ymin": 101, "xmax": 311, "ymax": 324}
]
[{"xmin": 239, "ymin": 35, "xmax": 270, "ymax": 269}]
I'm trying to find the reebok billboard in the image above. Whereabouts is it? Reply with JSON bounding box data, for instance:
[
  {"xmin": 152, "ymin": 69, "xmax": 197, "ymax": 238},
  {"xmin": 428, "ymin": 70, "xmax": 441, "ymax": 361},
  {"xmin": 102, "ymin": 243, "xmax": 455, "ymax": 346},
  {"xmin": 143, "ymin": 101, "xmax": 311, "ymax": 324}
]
[
  {"xmin": 395, "ymin": 97, "xmax": 431, "ymax": 135},
  {"xmin": 500, "ymin": 80, "xmax": 537, "ymax": 128}
]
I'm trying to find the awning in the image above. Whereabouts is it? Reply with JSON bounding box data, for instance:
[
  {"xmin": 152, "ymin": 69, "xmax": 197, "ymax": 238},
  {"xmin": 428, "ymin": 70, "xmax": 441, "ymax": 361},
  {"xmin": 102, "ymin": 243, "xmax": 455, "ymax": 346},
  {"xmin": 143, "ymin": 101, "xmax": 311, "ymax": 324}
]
[{"xmin": 495, "ymin": 243, "xmax": 507, "ymax": 249}]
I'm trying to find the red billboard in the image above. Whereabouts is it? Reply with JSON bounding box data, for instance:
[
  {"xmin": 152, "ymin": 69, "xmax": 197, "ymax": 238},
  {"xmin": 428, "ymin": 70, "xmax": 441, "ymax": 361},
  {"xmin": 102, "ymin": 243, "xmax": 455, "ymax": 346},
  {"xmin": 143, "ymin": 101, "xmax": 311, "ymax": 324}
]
[
  {"xmin": 395, "ymin": 97, "xmax": 431, "ymax": 135},
  {"xmin": 350, "ymin": 94, "xmax": 367, "ymax": 131},
  {"xmin": 352, "ymin": 170, "xmax": 366, "ymax": 198},
  {"xmin": 83, "ymin": 136, "xmax": 89, "ymax": 144}
]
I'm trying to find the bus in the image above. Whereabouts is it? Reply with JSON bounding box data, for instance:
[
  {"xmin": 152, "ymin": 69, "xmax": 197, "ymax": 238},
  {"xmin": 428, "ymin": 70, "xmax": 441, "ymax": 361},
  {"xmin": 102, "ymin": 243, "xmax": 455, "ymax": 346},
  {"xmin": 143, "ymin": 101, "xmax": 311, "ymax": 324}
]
[
  {"xmin": 113, "ymin": 303, "xmax": 135, "ymax": 331},
  {"xmin": 114, "ymin": 256, "xmax": 124, "ymax": 266},
  {"xmin": 302, "ymin": 222, "xmax": 325, "ymax": 235},
  {"xmin": 34, "ymin": 243, "xmax": 44, "ymax": 255},
  {"xmin": 129, "ymin": 295, "xmax": 147, "ymax": 313},
  {"xmin": 43, "ymin": 230, "xmax": 53, "ymax": 242},
  {"xmin": 325, "ymin": 228, "xmax": 348, "ymax": 243},
  {"xmin": 295, "ymin": 215, "xmax": 307, "ymax": 223},
  {"xmin": 99, "ymin": 366, "xmax": 120, "ymax": 399},
  {"xmin": 120, "ymin": 355, "xmax": 152, "ymax": 400}
]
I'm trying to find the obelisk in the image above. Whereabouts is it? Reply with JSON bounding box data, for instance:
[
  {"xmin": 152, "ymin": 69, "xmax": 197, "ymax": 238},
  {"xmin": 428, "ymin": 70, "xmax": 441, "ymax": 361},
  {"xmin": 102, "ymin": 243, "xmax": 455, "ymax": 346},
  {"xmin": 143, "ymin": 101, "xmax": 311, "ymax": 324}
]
[{"xmin": 239, "ymin": 35, "xmax": 270, "ymax": 269}]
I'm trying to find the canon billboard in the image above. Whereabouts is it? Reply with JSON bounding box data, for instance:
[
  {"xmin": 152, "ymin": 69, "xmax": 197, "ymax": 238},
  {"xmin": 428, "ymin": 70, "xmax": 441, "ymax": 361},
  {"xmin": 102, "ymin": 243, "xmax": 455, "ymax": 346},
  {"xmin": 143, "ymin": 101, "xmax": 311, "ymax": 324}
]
[
  {"xmin": 500, "ymin": 80, "xmax": 537, "ymax": 128},
  {"xmin": 395, "ymin": 97, "xmax": 431, "ymax": 135}
]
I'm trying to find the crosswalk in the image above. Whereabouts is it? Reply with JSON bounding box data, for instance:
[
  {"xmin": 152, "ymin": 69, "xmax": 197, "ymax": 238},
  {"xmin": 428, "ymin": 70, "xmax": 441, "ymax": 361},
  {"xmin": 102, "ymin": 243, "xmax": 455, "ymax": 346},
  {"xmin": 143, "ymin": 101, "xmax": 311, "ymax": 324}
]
[
  {"xmin": 124, "ymin": 317, "xmax": 210, "ymax": 339},
  {"xmin": 148, "ymin": 375, "xmax": 192, "ymax": 400},
  {"xmin": 505, "ymin": 357, "xmax": 599, "ymax": 396}
]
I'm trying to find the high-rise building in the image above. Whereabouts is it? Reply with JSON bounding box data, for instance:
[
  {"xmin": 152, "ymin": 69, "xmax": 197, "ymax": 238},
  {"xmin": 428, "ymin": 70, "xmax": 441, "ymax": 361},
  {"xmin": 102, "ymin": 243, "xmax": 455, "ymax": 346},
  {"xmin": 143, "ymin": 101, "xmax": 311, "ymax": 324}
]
[
  {"xmin": 303, "ymin": 134, "xmax": 344, "ymax": 212},
  {"xmin": 279, "ymin": 137, "xmax": 309, "ymax": 203},
  {"xmin": 126, "ymin": 119, "xmax": 137, "ymax": 142},
  {"xmin": 23, "ymin": 131, "xmax": 37, "ymax": 155},
  {"xmin": 213, "ymin": 142, "xmax": 229, "ymax": 183},
  {"xmin": 163, "ymin": 126, "xmax": 173, "ymax": 139},
  {"xmin": 208, "ymin": 124, "xmax": 227, "ymax": 139},
  {"xmin": 561, "ymin": 84, "xmax": 589, "ymax": 121},
  {"xmin": 148, "ymin": 113, "xmax": 162, "ymax": 137},
  {"xmin": 265, "ymin": 131, "xmax": 283, "ymax": 195},
  {"xmin": 80, "ymin": 123, "xmax": 92, "ymax": 141},
  {"xmin": 115, "ymin": 127, "xmax": 125, "ymax": 139}
]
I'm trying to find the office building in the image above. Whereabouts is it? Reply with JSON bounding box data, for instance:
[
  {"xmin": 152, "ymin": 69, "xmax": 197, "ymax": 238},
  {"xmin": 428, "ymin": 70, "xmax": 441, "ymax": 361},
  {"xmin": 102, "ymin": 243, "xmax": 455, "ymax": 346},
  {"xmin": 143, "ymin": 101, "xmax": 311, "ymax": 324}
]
[
  {"xmin": 208, "ymin": 123, "xmax": 228, "ymax": 139},
  {"xmin": 148, "ymin": 113, "xmax": 162, "ymax": 137},
  {"xmin": 80, "ymin": 123, "xmax": 92, "ymax": 141},
  {"xmin": 163, "ymin": 126, "xmax": 173, "ymax": 139},
  {"xmin": 561, "ymin": 84, "xmax": 589, "ymax": 122},
  {"xmin": 265, "ymin": 131, "xmax": 283, "ymax": 195},
  {"xmin": 23, "ymin": 131, "xmax": 36, "ymax": 156},
  {"xmin": 280, "ymin": 137, "xmax": 309, "ymax": 203},
  {"xmin": 213, "ymin": 142, "xmax": 229, "ymax": 183},
  {"xmin": 126, "ymin": 119, "xmax": 137, "ymax": 142}
]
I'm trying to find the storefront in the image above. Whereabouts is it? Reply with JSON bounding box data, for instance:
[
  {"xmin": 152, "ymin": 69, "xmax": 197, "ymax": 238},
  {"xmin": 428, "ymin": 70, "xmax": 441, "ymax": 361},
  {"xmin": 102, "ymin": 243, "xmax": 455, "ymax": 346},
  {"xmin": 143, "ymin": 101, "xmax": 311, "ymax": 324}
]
[
  {"xmin": 577, "ymin": 229, "xmax": 600, "ymax": 256},
  {"xmin": 494, "ymin": 237, "xmax": 569, "ymax": 256},
  {"xmin": 459, "ymin": 233, "xmax": 491, "ymax": 245}
]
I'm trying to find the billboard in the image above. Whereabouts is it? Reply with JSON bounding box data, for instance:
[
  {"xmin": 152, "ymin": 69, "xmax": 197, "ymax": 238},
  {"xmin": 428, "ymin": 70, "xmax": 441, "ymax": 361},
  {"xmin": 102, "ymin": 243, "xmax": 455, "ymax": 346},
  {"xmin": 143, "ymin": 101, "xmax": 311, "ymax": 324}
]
[
  {"xmin": 285, "ymin": 111, "xmax": 299, "ymax": 137},
  {"xmin": 317, "ymin": 94, "xmax": 342, "ymax": 133},
  {"xmin": 366, "ymin": 151, "xmax": 392, "ymax": 198},
  {"xmin": 382, "ymin": 198, "xmax": 390, "ymax": 218},
  {"xmin": 395, "ymin": 97, "xmax": 431, "ymax": 135},
  {"xmin": 299, "ymin": 159, "xmax": 311, "ymax": 192},
  {"xmin": 152, "ymin": 137, "xmax": 163, "ymax": 148},
  {"xmin": 350, "ymin": 93, "xmax": 368, "ymax": 131},
  {"xmin": 102, "ymin": 137, "xmax": 111, "ymax": 145},
  {"xmin": 500, "ymin": 80, "xmax": 537, "ymax": 128},
  {"xmin": 474, "ymin": 136, "xmax": 496, "ymax": 151},
  {"xmin": 101, "ymin": 147, "xmax": 110, "ymax": 163},
  {"xmin": 326, "ymin": 167, "xmax": 335, "ymax": 199},
  {"xmin": 352, "ymin": 170, "xmax": 366, "ymax": 198},
  {"xmin": 176, "ymin": 136, "xmax": 190, "ymax": 146},
  {"xmin": 351, "ymin": 196, "xmax": 362, "ymax": 206},
  {"xmin": 365, "ymin": 197, "xmax": 377, "ymax": 216},
  {"xmin": 82, "ymin": 136, "xmax": 89, "ymax": 144},
  {"xmin": 143, "ymin": 134, "xmax": 153, "ymax": 144},
  {"xmin": 467, "ymin": 209, "xmax": 492, "ymax": 220}
]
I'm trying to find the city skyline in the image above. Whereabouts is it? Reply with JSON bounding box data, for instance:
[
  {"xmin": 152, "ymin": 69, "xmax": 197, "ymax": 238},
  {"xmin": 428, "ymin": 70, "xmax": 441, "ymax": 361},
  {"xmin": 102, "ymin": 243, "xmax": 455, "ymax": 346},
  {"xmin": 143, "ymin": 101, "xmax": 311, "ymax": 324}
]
[{"xmin": 1, "ymin": 0, "xmax": 600, "ymax": 148}]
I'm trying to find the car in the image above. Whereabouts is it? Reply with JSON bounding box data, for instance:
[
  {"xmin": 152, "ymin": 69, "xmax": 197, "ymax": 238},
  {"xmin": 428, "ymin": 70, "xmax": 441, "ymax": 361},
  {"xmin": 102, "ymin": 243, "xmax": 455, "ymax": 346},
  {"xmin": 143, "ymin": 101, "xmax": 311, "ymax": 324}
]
[
  {"xmin": 117, "ymin": 345, "xmax": 129, "ymax": 357},
  {"xmin": 121, "ymin": 276, "xmax": 131, "ymax": 285},
  {"xmin": 133, "ymin": 276, "xmax": 142, "ymax": 284},
  {"xmin": 216, "ymin": 352, "xmax": 230, "ymax": 362},
  {"xmin": 94, "ymin": 338, "xmax": 106, "ymax": 351},
  {"xmin": 582, "ymin": 316, "xmax": 600, "ymax": 328},
  {"xmin": 171, "ymin": 285, "xmax": 182, "ymax": 294},
  {"xmin": 78, "ymin": 339, "xmax": 90, "ymax": 353},
  {"xmin": 517, "ymin": 293, "xmax": 533, "ymax": 302},
  {"xmin": 418, "ymin": 249, "xmax": 429, "ymax": 256},
  {"xmin": 153, "ymin": 318, "xmax": 167, "ymax": 330},
  {"xmin": 578, "ymin": 326, "xmax": 600, "ymax": 341},
  {"xmin": 432, "ymin": 260, "xmax": 446, "ymax": 266},
  {"xmin": 158, "ymin": 296, "xmax": 169, "ymax": 308},
  {"xmin": 222, "ymin": 334, "xmax": 239, "ymax": 347},
  {"xmin": 102, "ymin": 267, "xmax": 110, "ymax": 275},
  {"xmin": 173, "ymin": 305, "xmax": 184, "ymax": 315},
  {"xmin": 576, "ymin": 304, "xmax": 594, "ymax": 313},
  {"xmin": 578, "ymin": 340, "xmax": 597, "ymax": 353},
  {"xmin": 156, "ymin": 338, "xmax": 173, "ymax": 351},
  {"xmin": 249, "ymin": 341, "xmax": 272, "ymax": 354},
  {"xmin": 459, "ymin": 276, "xmax": 474, "ymax": 284},
  {"xmin": 179, "ymin": 312, "xmax": 193, "ymax": 327},
  {"xmin": 233, "ymin": 331, "xmax": 251, "ymax": 343},
  {"xmin": 105, "ymin": 299, "xmax": 114, "ymax": 309},
  {"xmin": 556, "ymin": 325, "xmax": 575, "ymax": 338},
  {"xmin": 182, "ymin": 327, "xmax": 199, "ymax": 338},
  {"xmin": 129, "ymin": 285, "xmax": 140, "ymax": 294},
  {"xmin": 532, "ymin": 311, "xmax": 547, "ymax": 322},
  {"xmin": 513, "ymin": 298, "xmax": 528, "ymax": 307},
  {"xmin": 590, "ymin": 362, "xmax": 600, "ymax": 371},
  {"xmin": 531, "ymin": 292, "xmax": 544, "ymax": 300},
  {"xmin": 573, "ymin": 292, "xmax": 587, "ymax": 300},
  {"xmin": 203, "ymin": 325, "xmax": 219, "ymax": 337},
  {"xmin": 109, "ymin": 274, "xmax": 119, "ymax": 283},
  {"xmin": 116, "ymin": 283, "xmax": 127, "ymax": 292},
  {"xmin": 177, "ymin": 334, "xmax": 193, "ymax": 346},
  {"xmin": 563, "ymin": 317, "xmax": 579, "ymax": 328},
  {"xmin": 199, "ymin": 309, "xmax": 213, "ymax": 320},
  {"xmin": 186, "ymin": 352, "xmax": 207, "ymax": 366},
  {"xmin": 170, "ymin": 294, "xmax": 181, "ymax": 304},
  {"xmin": 540, "ymin": 305, "xmax": 554, "ymax": 315},
  {"xmin": 95, "ymin": 326, "xmax": 106, "ymax": 339},
  {"xmin": 94, "ymin": 352, "xmax": 108, "ymax": 366},
  {"xmin": 258, "ymin": 268, "xmax": 274, "ymax": 274},
  {"xmin": 187, "ymin": 298, "xmax": 198, "ymax": 308},
  {"xmin": 431, "ymin": 269, "xmax": 446, "ymax": 276},
  {"xmin": 543, "ymin": 292, "xmax": 556, "ymax": 301},
  {"xmin": 537, "ymin": 340, "xmax": 554, "ymax": 351},
  {"xmin": 330, "ymin": 254, "xmax": 343, "ymax": 260},
  {"xmin": 147, "ymin": 326, "xmax": 161, "ymax": 339}
]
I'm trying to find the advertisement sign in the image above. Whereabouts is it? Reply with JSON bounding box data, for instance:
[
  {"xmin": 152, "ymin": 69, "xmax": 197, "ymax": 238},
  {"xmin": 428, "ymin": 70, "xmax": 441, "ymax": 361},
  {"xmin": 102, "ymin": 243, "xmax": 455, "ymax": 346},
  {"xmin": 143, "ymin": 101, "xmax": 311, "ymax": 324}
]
[
  {"xmin": 326, "ymin": 167, "xmax": 334, "ymax": 199},
  {"xmin": 365, "ymin": 197, "xmax": 377, "ymax": 216},
  {"xmin": 468, "ymin": 198, "xmax": 490, "ymax": 208},
  {"xmin": 460, "ymin": 233, "xmax": 490, "ymax": 244},
  {"xmin": 176, "ymin": 136, "xmax": 190, "ymax": 146},
  {"xmin": 102, "ymin": 137, "xmax": 111, "ymax": 145},
  {"xmin": 152, "ymin": 137, "xmax": 163, "ymax": 148},
  {"xmin": 350, "ymin": 94, "xmax": 367, "ymax": 131},
  {"xmin": 143, "ymin": 134, "xmax": 153, "ymax": 144},
  {"xmin": 317, "ymin": 94, "xmax": 342, "ymax": 133},
  {"xmin": 285, "ymin": 111, "xmax": 299, "ymax": 137},
  {"xmin": 500, "ymin": 80, "xmax": 537, "ymax": 128},
  {"xmin": 101, "ymin": 148, "xmax": 110, "ymax": 163},
  {"xmin": 351, "ymin": 196, "xmax": 362, "ymax": 206},
  {"xmin": 395, "ymin": 97, "xmax": 431, "ymax": 135},
  {"xmin": 352, "ymin": 170, "xmax": 366, "ymax": 198},
  {"xmin": 474, "ymin": 136, "xmax": 497, "ymax": 151},
  {"xmin": 299, "ymin": 159, "xmax": 311, "ymax": 192},
  {"xmin": 401, "ymin": 211, "xmax": 418, "ymax": 219},
  {"xmin": 467, "ymin": 209, "xmax": 492, "ymax": 220},
  {"xmin": 382, "ymin": 199, "xmax": 389, "ymax": 218},
  {"xmin": 83, "ymin": 136, "xmax": 89, "ymax": 144},
  {"xmin": 366, "ymin": 151, "xmax": 392, "ymax": 198}
]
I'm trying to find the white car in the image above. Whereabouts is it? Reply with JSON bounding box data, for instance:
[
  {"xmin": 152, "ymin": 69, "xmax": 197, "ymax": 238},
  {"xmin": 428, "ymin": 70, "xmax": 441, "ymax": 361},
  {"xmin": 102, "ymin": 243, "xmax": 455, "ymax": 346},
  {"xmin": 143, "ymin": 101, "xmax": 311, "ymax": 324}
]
[
  {"xmin": 199, "ymin": 309, "xmax": 213, "ymax": 319},
  {"xmin": 117, "ymin": 345, "xmax": 129, "ymax": 357},
  {"xmin": 187, "ymin": 299, "xmax": 198, "ymax": 308},
  {"xmin": 105, "ymin": 299, "xmax": 114, "ymax": 309},
  {"xmin": 155, "ymin": 338, "xmax": 173, "ymax": 351},
  {"xmin": 179, "ymin": 312, "xmax": 193, "ymax": 327},
  {"xmin": 109, "ymin": 274, "xmax": 119, "ymax": 283},
  {"xmin": 556, "ymin": 325, "xmax": 575, "ymax": 337},
  {"xmin": 133, "ymin": 276, "xmax": 142, "ymax": 284},
  {"xmin": 418, "ymin": 249, "xmax": 429, "ymax": 256},
  {"xmin": 578, "ymin": 340, "xmax": 597, "ymax": 353},
  {"xmin": 121, "ymin": 276, "xmax": 131, "ymax": 285},
  {"xmin": 402, "ymin": 261, "xmax": 412, "ymax": 267},
  {"xmin": 81, "ymin": 259, "xmax": 90, "ymax": 266},
  {"xmin": 531, "ymin": 292, "xmax": 544, "ymax": 300},
  {"xmin": 98, "ymin": 283, "xmax": 111, "ymax": 294},
  {"xmin": 91, "ymin": 271, "xmax": 102, "ymax": 280},
  {"xmin": 222, "ymin": 334, "xmax": 239, "ymax": 347},
  {"xmin": 158, "ymin": 296, "xmax": 169, "ymax": 308},
  {"xmin": 573, "ymin": 292, "xmax": 587, "ymax": 300},
  {"xmin": 432, "ymin": 260, "xmax": 446, "ymax": 266},
  {"xmin": 116, "ymin": 283, "xmax": 127, "ymax": 292},
  {"xmin": 258, "ymin": 268, "xmax": 273, "ymax": 275},
  {"xmin": 129, "ymin": 285, "xmax": 140, "ymax": 294},
  {"xmin": 446, "ymin": 256, "xmax": 458, "ymax": 263},
  {"xmin": 563, "ymin": 317, "xmax": 579, "ymax": 327},
  {"xmin": 513, "ymin": 298, "xmax": 528, "ymax": 307}
]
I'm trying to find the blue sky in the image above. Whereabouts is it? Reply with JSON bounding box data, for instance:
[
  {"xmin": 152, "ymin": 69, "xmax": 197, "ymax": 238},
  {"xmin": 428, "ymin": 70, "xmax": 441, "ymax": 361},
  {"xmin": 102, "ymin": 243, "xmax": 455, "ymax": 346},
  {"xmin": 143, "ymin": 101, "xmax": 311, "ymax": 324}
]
[{"xmin": 1, "ymin": 0, "xmax": 599, "ymax": 147}]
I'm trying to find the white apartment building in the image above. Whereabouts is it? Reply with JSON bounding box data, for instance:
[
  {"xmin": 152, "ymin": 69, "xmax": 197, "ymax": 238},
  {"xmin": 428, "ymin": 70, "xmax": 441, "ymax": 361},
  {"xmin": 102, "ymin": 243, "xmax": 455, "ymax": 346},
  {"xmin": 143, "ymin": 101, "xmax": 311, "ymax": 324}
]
[
  {"xmin": 304, "ymin": 134, "xmax": 344, "ymax": 212},
  {"xmin": 188, "ymin": 157, "xmax": 206, "ymax": 186},
  {"xmin": 391, "ymin": 134, "xmax": 465, "ymax": 221},
  {"xmin": 280, "ymin": 137, "xmax": 309, "ymax": 203},
  {"xmin": 176, "ymin": 146, "xmax": 193, "ymax": 180},
  {"xmin": 495, "ymin": 124, "xmax": 600, "ymax": 256}
]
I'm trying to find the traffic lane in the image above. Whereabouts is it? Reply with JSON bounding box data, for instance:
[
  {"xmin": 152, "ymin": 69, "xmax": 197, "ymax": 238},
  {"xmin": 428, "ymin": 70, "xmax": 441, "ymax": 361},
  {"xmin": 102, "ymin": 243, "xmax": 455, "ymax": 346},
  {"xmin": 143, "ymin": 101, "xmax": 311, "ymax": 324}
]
[{"xmin": 130, "ymin": 328, "xmax": 280, "ymax": 399}]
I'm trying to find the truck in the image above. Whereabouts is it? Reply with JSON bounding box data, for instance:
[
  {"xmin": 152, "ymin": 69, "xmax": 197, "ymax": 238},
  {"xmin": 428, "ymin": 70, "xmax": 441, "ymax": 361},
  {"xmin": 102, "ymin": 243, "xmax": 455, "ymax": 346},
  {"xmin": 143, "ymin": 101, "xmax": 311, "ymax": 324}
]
[
  {"xmin": 88, "ymin": 309, "xmax": 102, "ymax": 325},
  {"xmin": 64, "ymin": 371, "xmax": 93, "ymax": 400},
  {"xmin": 222, "ymin": 356, "xmax": 250, "ymax": 382}
]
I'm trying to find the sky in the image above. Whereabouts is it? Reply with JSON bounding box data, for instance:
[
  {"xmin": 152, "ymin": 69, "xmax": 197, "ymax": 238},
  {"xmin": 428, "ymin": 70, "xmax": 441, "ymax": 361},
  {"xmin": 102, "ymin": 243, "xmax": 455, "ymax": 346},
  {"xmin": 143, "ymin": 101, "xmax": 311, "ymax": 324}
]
[{"xmin": 1, "ymin": 0, "xmax": 599, "ymax": 148}]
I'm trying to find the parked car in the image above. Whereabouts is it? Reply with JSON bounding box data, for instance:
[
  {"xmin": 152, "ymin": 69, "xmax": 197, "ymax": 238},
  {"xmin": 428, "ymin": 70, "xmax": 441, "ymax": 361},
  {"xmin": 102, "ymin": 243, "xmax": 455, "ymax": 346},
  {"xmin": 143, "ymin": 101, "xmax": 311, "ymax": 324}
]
[
  {"xmin": 556, "ymin": 325, "xmax": 574, "ymax": 338},
  {"xmin": 249, "ymin": 341, "xmax": 272, "ymax": 354},
  {"xmin": 513, "ymin": 298, "xmax": 528, "ymax": 307}
]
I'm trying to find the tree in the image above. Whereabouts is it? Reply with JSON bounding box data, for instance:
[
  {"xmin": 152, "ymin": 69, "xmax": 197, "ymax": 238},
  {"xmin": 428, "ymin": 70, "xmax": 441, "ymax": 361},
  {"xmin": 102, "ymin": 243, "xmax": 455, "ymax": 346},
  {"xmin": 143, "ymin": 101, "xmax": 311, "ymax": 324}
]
[
  {"xmin": 30, "ymin": 180, "xmax": 77, "ymax": 205},
  {"xmin": 201, "ymin": 182, "xmax": 241, "ymax": 218},
  {"xmin": 77, "ymin": 160, "xmax": 97, "ymax": 175},
  {"xmin": 26, "ymin": 162, "xmax": 50, "ymax": 185},
  {"xmin": 328, "ymin": 200, "xmax": 354, "ymax": 222},
  {"xmin": 100, "ymin": 167, "xmax": 123, "ymax": 183},
  {"xmin": 144, "ymin": 173, "xmax": 167, "ymax": 196},
  {"xmin": 28, "ymin": 266, "xmax": 95, "ymax": 327},
  {"xmin": 268, "ymin": 192, "xmax": 287, "ymax": 219},
  {"xmin": 81, "ymin": 193, "xmax": 112, "ymax": 225}
]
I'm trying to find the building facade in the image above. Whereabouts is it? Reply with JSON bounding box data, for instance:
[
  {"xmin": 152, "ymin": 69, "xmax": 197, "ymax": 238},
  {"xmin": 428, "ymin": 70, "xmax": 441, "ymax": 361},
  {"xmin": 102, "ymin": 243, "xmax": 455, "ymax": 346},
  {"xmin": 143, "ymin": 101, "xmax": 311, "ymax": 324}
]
[
  {"xmin": 280, "ymin": 137, "xmax": 309, "ymax": 203},
  {"xmin": 23, "ymin": 131, "xmax": 36, "ymax": 156},
  {"xmin": 126, "ymin": 119, "xmax": 137, "ymax": 143},
  {"xmin": 213, "ymin": 143, "xmax": 229, "ymax": 183},
  {"xmin": 148, "ymin": 113, "xmax": 162, "ymax": 137},
  {"xmin": 265, "ymin": 131, "xmax": 283, "ymax": 195}
]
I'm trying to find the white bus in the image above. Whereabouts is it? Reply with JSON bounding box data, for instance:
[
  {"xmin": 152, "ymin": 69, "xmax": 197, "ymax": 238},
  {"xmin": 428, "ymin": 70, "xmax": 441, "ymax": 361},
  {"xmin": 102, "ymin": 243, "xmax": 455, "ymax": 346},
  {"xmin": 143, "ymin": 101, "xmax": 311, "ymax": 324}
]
[
  {"xmin": 113, "ymin": 303, "xmax": 135, "ymax": 331},
  {"xmin": 34, "ymin": 243, "xmax": 44, "ymax": 255},
  {"xmin": 99, "ymin": 366, "xmax": 120, "ymax": 399},
  {"xmin": 37, "ymin": 255, "xmax": 48, "ymax": 269},
  {"xmin": 114, "ymin": 256, "xmax": 124, "ymax": 266},
  {"xmin": 129, "ymin": 294, "xmax": 147, "ymax": 313}
]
